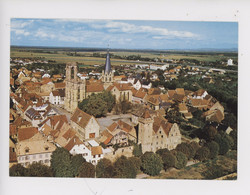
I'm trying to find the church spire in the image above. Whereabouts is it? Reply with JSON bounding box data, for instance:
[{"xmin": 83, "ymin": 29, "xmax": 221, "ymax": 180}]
[{"xmin": 104, "ymin": 48, "xmax": 111, "ymax": 74}]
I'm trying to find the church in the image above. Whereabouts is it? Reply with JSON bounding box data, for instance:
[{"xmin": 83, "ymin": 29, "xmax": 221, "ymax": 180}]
[{"xmin": 64, "ymin": 49, "xmax": 132, "ymax": 113}]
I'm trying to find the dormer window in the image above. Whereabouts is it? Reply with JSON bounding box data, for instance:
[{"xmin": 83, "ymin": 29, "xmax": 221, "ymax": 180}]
[
  {"xmin": 45, "ymin": 146, "xmax": 49, "ymax": 151},
  {"xmin": 25, "ymin": 147, "xmax": 30, "ymax": 153}
]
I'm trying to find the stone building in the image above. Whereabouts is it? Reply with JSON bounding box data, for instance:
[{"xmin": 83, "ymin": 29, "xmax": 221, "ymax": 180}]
[{"xmin": 138, "ymin": 109, "xmax": 181, "ymax": 153}]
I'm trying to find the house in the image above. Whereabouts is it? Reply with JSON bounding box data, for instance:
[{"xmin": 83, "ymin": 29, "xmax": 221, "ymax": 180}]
[
  {"xmin": 138, "ymin": 109, "xmax": 181, "ymax": 153},
  {"xmin": 100, "ymin": 120, "xmax": 137, "ymax": 146},
  {"xmin": 70, "ymin": 108, "xmax": 100, "ymax": 140},
  {"xmin": 133, "ymin": 79, "xmax": 142, "ymax": 90},
  {"xmin": 90, "ymin": 146, "xmax": 104, "ymax": 165},
  {"xmin": 16, "ymin": 131, "xmax": 56, "ymax": 167},
  {"xmin": 146, "ymin": 95, "xmax": 160, "ymax": 110},
  {"xmin": 193, "ymin": 89, "xmax": 208, "ymax": 99},
  {"xmin": 203, "ymin": 102, "xmax": 224, "ymax": 123},
  {"xmin": 132, "ymin": 88, "xmax": 147, "ymax": 104},
  {"xmin": 64, "ymin": 136, "xmax": 92, "ymax": 162},
  {"xmin": 24, "ymin": 107, "xmax": 43, "ymax": 127},
  {"xmin": 9, "ymin": 138, "xmax": 18, "ymax": 167},
  {"xmin": 107, "ymin": 83, "xmax": 132, "ymax": 102},
  {"xmin": 178, "ymin": 103, "xmax": 188, "ymax": 114},
  {"xmin": 49, "ymin": 89, "xmax": 65, "ymax": 105}
]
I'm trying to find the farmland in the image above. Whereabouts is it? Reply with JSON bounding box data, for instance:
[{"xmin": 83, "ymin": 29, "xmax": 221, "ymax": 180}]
[{"xmin": 10, "ymin": 46, "xmax": 238, "ymax": 67}]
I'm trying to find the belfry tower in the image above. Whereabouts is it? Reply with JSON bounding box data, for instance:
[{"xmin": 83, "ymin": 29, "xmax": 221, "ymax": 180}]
[
  {"xmin": 102, "ymin": 49, "xmax": 114, "ymax": 89},
  {"xmin": 64, "ymin": 62, "xmax": 86, "ymax": 112}
]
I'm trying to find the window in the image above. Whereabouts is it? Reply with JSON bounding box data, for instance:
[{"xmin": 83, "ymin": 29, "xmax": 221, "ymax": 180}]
[
  {"xmin": 98, "ymin": 154, "xmax": 101, "ymax": 157},
  {"xmin": 45, "ymin": 146, "xmax": 49, "ymax": 151},
  {"xmin": 161, "ymin": 135, "xmax": 163, "ymax": 138},
  {"xmin": 25, "ymin": 147, "xmax": 29, "ymax": 153},
  {"xmin": 33, "ymin": 155, "xmax": 36, "ymax": 159},
  {"xmin": 39, "ymin": 154, "xmax": 42, "ymax": 158},
  {"xmin": 45, "ymin": 159, "xmax": 49, "ymax": 163}
]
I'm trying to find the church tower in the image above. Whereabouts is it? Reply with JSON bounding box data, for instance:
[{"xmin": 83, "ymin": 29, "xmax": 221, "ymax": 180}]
[
  {"xmin": 138, "ymin": 109, "xmax": 154, "ymax": 153},
  {"xmin": 65, "ymin": 62, "xmax": 86, "ymax": 112},
  {"xmin": 102, "ymin": 49, "xmax": 114, "ymax": 89}
]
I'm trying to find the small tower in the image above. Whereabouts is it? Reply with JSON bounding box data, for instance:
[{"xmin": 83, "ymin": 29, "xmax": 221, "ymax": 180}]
[
  {"xmin": 102, "ymin": 49, "xmax": 114, "ymax": 89},
  {"xmin": 65, "ymin": 62, "xmax": 86, "ymax": 112},
  {"xmin": 138, "ymin": 109, "xmax": 154, "ymax": 153}
]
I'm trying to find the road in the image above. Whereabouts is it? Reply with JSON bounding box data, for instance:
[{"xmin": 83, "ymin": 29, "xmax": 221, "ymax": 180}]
[{"xmin": 51, "ymin": 104, "xmax": 72, "ymax": 121}]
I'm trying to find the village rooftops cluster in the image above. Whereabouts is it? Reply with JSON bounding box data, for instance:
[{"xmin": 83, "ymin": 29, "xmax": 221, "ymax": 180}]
[{"xmin": 9, "ymin": 50, "xmax": 230, "ymax": 170}]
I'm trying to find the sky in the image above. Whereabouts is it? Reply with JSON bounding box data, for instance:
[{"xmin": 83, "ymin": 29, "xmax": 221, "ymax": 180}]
[{"xmin": 10, "ymin": 18, "xmax": 238, "ymax": 50}]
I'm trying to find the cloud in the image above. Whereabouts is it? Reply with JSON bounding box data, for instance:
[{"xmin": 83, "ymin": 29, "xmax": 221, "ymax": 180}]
[
  {"xmin": 90, "ymin": 21, "xmax": 199, "ymax": 39},
  {"xmin": 11, "ymin": 19, "xmax": 34, "ymax": 29},
  {"xmin": 13, "ymin": 29, "xmax": 30, "ymax": 36}
]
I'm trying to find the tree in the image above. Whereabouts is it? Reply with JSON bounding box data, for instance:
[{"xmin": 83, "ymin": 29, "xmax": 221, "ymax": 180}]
[
  {"xmin": 203, "ymin": 125, "xmax": 218, "ymax": 141},
  {"xmin": 99, "ymin": 91, "xmax": 116, "ymax": 112},
  {"xmin": 140, "ymin": 152, "xmax": 163, "ymax": 176},
  {"xmin": 195, "ymin": 146, "xmax": 210, "ymax": 162},
  {"xmin": 96, "ymin": 158, "xmax": 114, "ymax": 178},
  {"xmin": 81, "ymin": 94, "xmax": 108, "ymax": 117},
  {"xmin": 128, "ymin": 157, "xmax": 141, "ymax": 172},
  {"xmin": 229, "ymin": 130, "xmax": 237, "ymax": 150},
  {"xmin": 114, "ymin": 156, "xmax": 137, "ymax": 178},
  {"xmin": 156, "ymin": 148, "xmax": 170, "ymax": 157},
  {"xmin": 78, "ymin": 162, "xmax": 95, "ymax": 178},
  {"xmin": 161, "ymin": 152, "xmax": 176, "ymax": 171},
  {"xmin": 132, "ymin": 144, "xmax": 142, "ymax": 157},
  {"xmin": 114, "ymin": 100, "xmax": 132, "ymax": 114},
  {"xmin": 50, "ymin": 147, "xmax": 73, "ymax": 177},
  {"xmin": 9, "ymin": 164, "xmax": 27, "ymax": 176},
  {"xmin": 174, "ymin": 151, "xmax": 187, "ymax": 169},
  {"xmin": 206, "ymin": 141, "xmax": 219, "ymax": 159},
  {"xmin": 71, "ymin": 154, "xmax": 86, "ymax": 177},
  {"xmin": 26, "ymin": 162, "xmax": 53, "ymax": 177},
  {"xmin": 215, "ymin": 134, "xmax": 230, "ymax": 155},
  {"xmin": 176, "ymin": 143, "xmax": 193, "ymax": 160}
]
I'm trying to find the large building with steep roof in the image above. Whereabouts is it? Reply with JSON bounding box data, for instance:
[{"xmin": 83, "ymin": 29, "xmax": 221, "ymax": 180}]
[
  {"xmin": 70, "ymin": 108, "xmax": 100, "ymax": 140},
  {"xmin": 137, "ymin": 109, "xmax": 181, "ymax": 153}
]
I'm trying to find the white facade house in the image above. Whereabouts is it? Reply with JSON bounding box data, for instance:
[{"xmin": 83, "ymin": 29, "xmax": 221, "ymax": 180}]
[
  {"xmin": 227, "ymin": 59, "xmax": 233, "ymax": 66},
  {"xmin": 49, "ymin": 89, "xmax": 65, "ymax": 105},
  {"xmin": 42, "ymin": 73, "xmax": 51, "ymax": 78},
  {"xmin": 150, "ymin": 64, "xmax": 169, "ymax": 71},
  {"xmin": 133, "ymin": 80, "xmax": 142, "ymax": 90}
]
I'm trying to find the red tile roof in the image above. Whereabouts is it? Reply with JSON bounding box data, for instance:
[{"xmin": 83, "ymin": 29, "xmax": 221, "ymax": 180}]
[
  {"xmin": 86, "ymin": 84, "xmax": 104, "ymax": 93},
  {"xmin": 18, "ymin": 127, "xmax": 38, "ymax": 141},
  {"xmin": 71, "ymin": 108, "xmax": 92, "ymax": 129}
]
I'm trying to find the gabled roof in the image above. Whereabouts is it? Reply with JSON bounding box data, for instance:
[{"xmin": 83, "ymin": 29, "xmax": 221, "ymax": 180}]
[
  {"xmin": 18, "ymin": 127, "xmax": 38, "ymax": 141},
  {"xmin": 64, "ymin": 136, "xmax": 84, "ymax": 151},
  {"xmin": 86, "ymin": 84, "xmax": 104, "ymax": 93},
  {"xmin": 148, "ymin": 88, "xmax": 161, "ymax": 95},
  {"xmin": 176, "ymin": 88, "xmax": 185, "ymax": 96},
  {"xmin": 62, "ymin": 129, "xmax": 76, "ymax": 140},
  {"xmin": 195, "ymin": 89, "xmax": 206, "ymax": 96},
  {"xmin": 113, "ymin": 83, "xmax": 132, "ymax": 91},
  {"xmin": 167, "ymin": 90, "xmax": 176, "ymax": 98},
  {"xmin": 101, "ymin": 130, "xmax": 113, "ymax": 145},
  {"xmin": 91, "ymin": 146, "xmax": 103, "ymax": 156},
  {"xmin": 134, "ymin": 88, "xmax": 147, "ymax": 99},
  {"xmin": 54, "ymin": 82, "xmax": 66, "ymax": 89},
  {"xmin": 153, "ymin": 116, "xmax": 173, "ymax": 136},
  {"xmin": 71, "ymin": 108, "xmax": 92, "ymax": 129}
]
